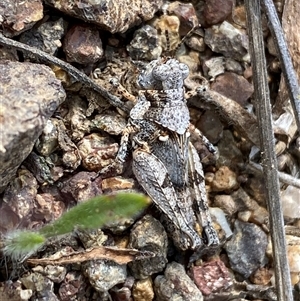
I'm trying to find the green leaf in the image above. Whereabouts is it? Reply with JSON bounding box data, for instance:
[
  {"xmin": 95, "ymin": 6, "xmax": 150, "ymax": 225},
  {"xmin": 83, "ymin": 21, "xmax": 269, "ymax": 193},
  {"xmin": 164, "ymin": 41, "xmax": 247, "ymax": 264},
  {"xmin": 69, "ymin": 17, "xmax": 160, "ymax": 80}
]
[{"xmin": 39, "ymin": 192, "xmax": 150, "ymax": 238}]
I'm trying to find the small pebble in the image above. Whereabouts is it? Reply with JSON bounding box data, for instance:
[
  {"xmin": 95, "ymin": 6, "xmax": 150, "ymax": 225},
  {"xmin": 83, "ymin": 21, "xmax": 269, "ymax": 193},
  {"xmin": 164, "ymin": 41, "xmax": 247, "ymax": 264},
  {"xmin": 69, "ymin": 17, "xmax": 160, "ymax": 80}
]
[
  {"xmin": 249, "ymin": 267, "xmax": 272, "ymax": 285},
  {"xmin": 20, "ymin": 18, "xmax": 66, "ymax": 55},
  {"xmin": 154, "ymin": 262, "xmax": 203, "ymax": 301},
  {"xmin": 58, "ymin": 272, "xmax": 86, "ymax": 301},
  {"xmin": 210, "ymin": 207, "xmax": 233, "ymax": 239},
  {"xmin": 77, "ymin": 133, "xmax": 119, "ymax": 172},
  {"xmin": 60, "ymin": 171, "xmax": 102, "ymax": 202},
  {"xmin": 32, "ymin": 265, "xmax": 67, "ymax": 283},
  {"xmin": 101, "ymin": 177, "xmax": 135, "ymax": 193},
  {"xmin": 1, "ymin": 0, "xmax": 43, "ymax": 37},
  {"xmin": 217, "ymin": 130, "xmax": 245, "ymax": 168},
  {"xmin": 214, "ymin": 194, "xmax": 237, "ymax": 216},
  {"xmin": 84, "ymin": 260, "xmax": 127, "ymax": 292},
  {"xmin": 132, "ymin": 278, "xmax": 154, "ymax": 301},
  {"xmin": 63, "ymin": 24, "xmax": 103, "ymax": 64},
  {"xmin": 281, "ymin": 186, "xmax": 300, "ymax": 219},
  {"xmin": 211, "ymin": 72, "xmax": 254, "ymax": 107},
  {"xmin": 196, "ymin": 110, "xmax": 224, "ymax": 144},
  {"xmin": 211, "ymin": 166, "xmax": 239, "ymax": 192},
  {"xmin": 202, "ymin": 56, "xmax": 225, "ymax": 80},
  {"xmin": 190, "ymin": 260, "xmax": 233, "ymax": 295},
  {"xmin": 202, "ymin": 0, "xmax": 235, "ymax": 25},
  {"xmin": 205, "ymin": 21, "xmax": 250, "ymax": 62},
  {"xmin": 127, "ymin": 25, "xmax": 161, "ymax": 60}
]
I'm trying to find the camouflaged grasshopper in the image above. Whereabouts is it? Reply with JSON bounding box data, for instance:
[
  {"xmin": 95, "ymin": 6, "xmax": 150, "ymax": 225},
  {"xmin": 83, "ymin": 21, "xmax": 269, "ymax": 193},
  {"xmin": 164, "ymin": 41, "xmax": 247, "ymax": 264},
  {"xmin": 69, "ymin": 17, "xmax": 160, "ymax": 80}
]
[{"xmin": 112, "ymin": 57, "xmax": 220, "ymax": 251}]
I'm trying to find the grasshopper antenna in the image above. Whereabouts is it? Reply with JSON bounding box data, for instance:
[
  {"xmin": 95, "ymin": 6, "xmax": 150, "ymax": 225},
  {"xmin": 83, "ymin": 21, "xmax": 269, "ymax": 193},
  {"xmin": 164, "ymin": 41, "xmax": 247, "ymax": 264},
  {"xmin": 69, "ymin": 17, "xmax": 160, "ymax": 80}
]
[{"xmin": 166, "ymin": 25, "xmax": 199, "ymax": 58}]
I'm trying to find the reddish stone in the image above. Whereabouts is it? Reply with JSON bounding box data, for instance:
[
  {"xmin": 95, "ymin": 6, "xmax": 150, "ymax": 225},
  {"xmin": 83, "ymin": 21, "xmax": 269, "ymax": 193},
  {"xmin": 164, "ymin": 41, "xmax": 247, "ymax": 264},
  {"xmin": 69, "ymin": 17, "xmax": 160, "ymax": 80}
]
[
  {"xmin": 211, "ymin": 72, "xmax": 254, "ymax": 107},
  {"xmin": 1, "ymin": 0, "xmax": 43, "ymax": 37},
  {"xmin": 203, "ymin": 0, "xmax": 236, "ymax": 26},
  {"xmin": 63, "ymin": 24, "xmax": 103, "ymax": 64},
  {"xmin": 168, "ymin": 1, "xmax": 199, "ymax": 35},
  {"xmin": 190, "ymin": 260, "xmax": 233, "ymax": 296},
  {"xmin": 250, "ymin": 267, "xmax": 272, "ymax": 285}
]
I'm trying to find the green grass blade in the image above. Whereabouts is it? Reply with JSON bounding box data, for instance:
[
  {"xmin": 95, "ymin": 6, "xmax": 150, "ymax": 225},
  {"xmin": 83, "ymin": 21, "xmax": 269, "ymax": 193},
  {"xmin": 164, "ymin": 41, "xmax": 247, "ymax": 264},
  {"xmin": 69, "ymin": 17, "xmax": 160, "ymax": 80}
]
[
  {"xmin": 39, "ymin": 192, "xmax": 150, "ymax": 238},
  {"xmin": 3, "ymin": 231, "xmax": 45, "ymax": 260},
  {"xmin": 2, "ymin": 193, "xmax": 150, "ymax": 260}
]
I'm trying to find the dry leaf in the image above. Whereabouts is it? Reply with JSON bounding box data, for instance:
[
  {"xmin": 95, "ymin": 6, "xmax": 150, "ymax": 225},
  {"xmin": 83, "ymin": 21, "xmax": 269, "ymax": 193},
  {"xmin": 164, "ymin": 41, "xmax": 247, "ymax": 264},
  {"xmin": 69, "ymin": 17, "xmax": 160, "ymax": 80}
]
[{"xmin": 27, "ymin": 246, "xmax": 154, "ymax": 265}]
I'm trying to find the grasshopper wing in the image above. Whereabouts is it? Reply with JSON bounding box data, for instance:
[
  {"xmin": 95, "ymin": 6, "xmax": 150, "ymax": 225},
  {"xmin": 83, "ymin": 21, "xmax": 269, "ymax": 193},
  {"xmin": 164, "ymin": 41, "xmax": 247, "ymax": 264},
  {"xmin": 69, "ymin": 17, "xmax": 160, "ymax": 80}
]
[{"xmin": 188, "ymin": 142, "xmax": 220, "ymax": 246}]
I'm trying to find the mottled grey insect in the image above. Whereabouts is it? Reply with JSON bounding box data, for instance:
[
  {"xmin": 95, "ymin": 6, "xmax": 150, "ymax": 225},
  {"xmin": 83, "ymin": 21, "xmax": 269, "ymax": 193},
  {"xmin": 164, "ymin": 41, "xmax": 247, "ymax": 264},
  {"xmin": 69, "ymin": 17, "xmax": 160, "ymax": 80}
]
[{"xmin": 114, "ymin": 57, "xmax": 219, "ymax": 251}]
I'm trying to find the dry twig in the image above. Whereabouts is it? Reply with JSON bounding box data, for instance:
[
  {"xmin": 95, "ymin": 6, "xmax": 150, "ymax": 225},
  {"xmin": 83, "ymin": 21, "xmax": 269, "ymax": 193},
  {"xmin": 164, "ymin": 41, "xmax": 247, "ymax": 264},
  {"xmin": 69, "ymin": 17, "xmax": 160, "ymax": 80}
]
[
  {"xmin": 0, "ymin": 32, "xmax": 129, "ymax": 113},
  {"xmin": 246, "ymin": 162, "xmax": 300, "ymax": 189},
  {"xmin": 245, "ymin": 1, "xmax": 294, "ymax": 300},
  {"xmin": 27, "ymin": 246, "xmax": 154, "ymax": 266},
  {"xmin": 262, "ymin": 0, "xmax": 300, "ymax": 130}
]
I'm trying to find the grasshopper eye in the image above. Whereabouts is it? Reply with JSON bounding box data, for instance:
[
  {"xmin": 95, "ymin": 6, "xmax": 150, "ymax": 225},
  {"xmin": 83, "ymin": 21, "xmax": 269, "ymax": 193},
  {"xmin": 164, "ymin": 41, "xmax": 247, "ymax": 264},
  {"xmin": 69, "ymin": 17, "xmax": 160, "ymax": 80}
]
[
  {"xmin": 152, "ymin": 65, "xmax": 170, "ymax": 81},
  {"xmin": 179, "ymin": 63, "xmax": 189, "ymax": 79}
]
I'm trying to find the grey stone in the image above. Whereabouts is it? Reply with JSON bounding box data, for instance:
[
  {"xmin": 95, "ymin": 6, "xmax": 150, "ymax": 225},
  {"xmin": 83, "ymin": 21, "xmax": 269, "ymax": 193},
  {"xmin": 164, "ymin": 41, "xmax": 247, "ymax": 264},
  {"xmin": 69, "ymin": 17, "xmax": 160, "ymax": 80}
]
[
  {"xmin": 225, "ymin": 220, "xmax": 268, "ymax": 278},
  {"xmin": 0, "ymin": 61, "xmax": 65, "ymax": 192},
  {"xmin": 127, "ymin": 25, "xmax": 162, "ymax": 61},
  {"xmin": 154, "ymin": 262, "xmax": 203, "ymax": 301},
  {"xmin": 84, "ymin": 260, "xmax": 127, "ymax": 292},
  {"xmin": 205, "ymin": 21, "xmax": 249, "ymax": 62},
  {"xmin": 128, "ymin": 215, "xmax": 168, "ymax": 279},
  {"xmin": 19, "ymin": 18, "xmax": 66, "ymax": 55},
  {"xmin": 45, "ymin": 0, "xmax": 163, "ymax": 33}
]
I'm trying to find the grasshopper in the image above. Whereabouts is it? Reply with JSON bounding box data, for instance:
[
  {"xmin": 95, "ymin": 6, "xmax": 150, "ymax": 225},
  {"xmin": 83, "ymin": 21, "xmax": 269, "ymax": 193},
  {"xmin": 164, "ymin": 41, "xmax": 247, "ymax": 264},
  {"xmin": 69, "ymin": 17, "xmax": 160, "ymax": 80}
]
[{"xmin": 112, "ymin": 57, "xmax": 219, "ymax": 251}]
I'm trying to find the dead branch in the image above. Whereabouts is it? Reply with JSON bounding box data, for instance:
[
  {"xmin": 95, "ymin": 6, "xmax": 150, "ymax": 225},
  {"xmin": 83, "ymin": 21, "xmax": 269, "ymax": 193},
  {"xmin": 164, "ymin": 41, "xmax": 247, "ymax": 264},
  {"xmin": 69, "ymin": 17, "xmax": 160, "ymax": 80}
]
[{"xmin": 245, "ymin": 1, "xmax": 294, "ymax": 300}]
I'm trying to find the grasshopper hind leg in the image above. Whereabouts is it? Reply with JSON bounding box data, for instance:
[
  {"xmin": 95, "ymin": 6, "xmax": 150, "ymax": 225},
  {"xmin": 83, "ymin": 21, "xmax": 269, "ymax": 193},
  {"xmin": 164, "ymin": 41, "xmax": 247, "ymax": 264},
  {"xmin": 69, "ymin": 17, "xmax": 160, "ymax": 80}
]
[{"xmin": 132, "ymin": 148, "xmax": 202, "ymax": 250}]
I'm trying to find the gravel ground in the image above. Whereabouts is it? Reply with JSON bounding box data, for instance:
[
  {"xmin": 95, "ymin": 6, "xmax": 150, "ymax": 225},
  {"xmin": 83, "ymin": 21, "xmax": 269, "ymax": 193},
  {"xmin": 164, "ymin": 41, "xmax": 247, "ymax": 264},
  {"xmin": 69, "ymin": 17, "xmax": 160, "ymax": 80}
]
[{"xmin": 0, "ymin": 0, "xmax": 299, "ymax": 300}]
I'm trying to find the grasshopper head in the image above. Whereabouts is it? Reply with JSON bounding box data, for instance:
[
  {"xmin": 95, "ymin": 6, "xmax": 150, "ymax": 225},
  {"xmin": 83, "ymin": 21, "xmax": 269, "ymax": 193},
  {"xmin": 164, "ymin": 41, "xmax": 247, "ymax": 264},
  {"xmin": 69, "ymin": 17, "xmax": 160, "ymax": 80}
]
[{"xmin": 138, "ymin": 58, "xmax": 189, "ymax": 91}]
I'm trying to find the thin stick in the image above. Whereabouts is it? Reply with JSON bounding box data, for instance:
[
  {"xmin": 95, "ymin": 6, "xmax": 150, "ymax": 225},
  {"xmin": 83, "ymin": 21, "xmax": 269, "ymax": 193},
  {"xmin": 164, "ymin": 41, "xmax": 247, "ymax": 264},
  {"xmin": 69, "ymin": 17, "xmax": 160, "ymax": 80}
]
[
  {"xmin": 188, "ymin": 87, "xmax": 261, "ymax": 147},
  {"xmin": 246, "ymin": 162, "xmax": 300, "ymax": 189},
  {"xmin": 0, "ymin": 32, "xmax": 129, "ymax": 113},
  {"xmin": 262, "ymin": 0, "xmax": 300, "ymax": 130},
  {"xmin": 245, "ymin": 1, "xmax": 294, "ymax": 301}
]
